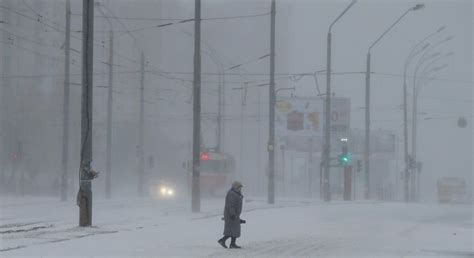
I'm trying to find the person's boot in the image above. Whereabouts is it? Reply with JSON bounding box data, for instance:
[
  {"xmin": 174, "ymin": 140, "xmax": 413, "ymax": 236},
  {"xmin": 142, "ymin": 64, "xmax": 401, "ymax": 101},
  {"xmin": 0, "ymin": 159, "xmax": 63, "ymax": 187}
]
[
  {"xmin": 217, "ymin": 238, "xmax": 228, "ymax": 248},
  {"xmin": 229, "ymin": 238, "xmax": 241, "ymax": 249}
]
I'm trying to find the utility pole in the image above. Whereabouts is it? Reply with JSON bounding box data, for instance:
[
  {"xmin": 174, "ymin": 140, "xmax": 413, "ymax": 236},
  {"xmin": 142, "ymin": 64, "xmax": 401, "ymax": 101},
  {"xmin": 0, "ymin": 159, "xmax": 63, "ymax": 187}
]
[
  {"xmin": 221, "ymin": 72, "xmax": 226, "ymax": 150},
  {"xmin": 281, "ymin": 144, "xmax": 285, "ymax": 195},
  {"xmin": 257, "ymin": 88, "xmax": 261, "ymax": 194},
  {"xmin": 325, "ymin": 0, "xmax": 356, "ymax": 202},
  {"xmin": 239, "ymin": 86, "xmax": 246, "ymax": 181},
  {"xmin": 216, "ymin": 62, "xmax": 222, "ymax": 152},
  {"xmin": 1, "ymin": 0, "xmax": 12, "ymax": 192},
  {"xmin": 78, "ymin": 0, "xmax": 97, "ymax": 227},
  {"xmin": 60, "ymin": 0, "xmax": 71, "ymax": 202},
  {"xmin": 191, "ymin": 0, "xmax": 201, "ymax": 213},
  {"xmin": 267, "ymin": 0, "xmax": 276, "ymax": 204},
  {"xmin": 364, "ymin": 52, "xmax": 371, "ymax": 199},
  {"xmin": 308, "ymin": 138, "xmax": 314, "ymax": 198},
  {"xmin": 138, "ymin": 51, "xmax": 145, "ymax": 196},
  {"xmin": 411, "ymin": 85, "xmax": 418, "ymax": 201},
  {"xmin": 324, "ymin": 30, "xmax": 332, "ymax": 202},
  {"xmin": 403, "ymin": 27, "xmax": 446, "ymax": 201},
  {"xmin": 105, "ymin": 30, "xmax": 113, "ymax": 199},
  {"xmin": 364, "ymin": 4, "xmax": 423, "ymax": 200},
  {"xmin": 403, "ymin": 71, "xmax": 410, "ymax": 202}
]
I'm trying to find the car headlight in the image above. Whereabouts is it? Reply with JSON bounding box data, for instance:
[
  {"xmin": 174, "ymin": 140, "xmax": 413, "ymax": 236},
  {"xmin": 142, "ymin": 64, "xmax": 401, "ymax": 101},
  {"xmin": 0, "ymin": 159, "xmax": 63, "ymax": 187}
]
[
  {"xmin": 167, "ymin": 189, "xmax": 174, "ymax": 196},
  {"xmin": 160, "ymin": 187, "xmax": 167, "ymax": 195}
]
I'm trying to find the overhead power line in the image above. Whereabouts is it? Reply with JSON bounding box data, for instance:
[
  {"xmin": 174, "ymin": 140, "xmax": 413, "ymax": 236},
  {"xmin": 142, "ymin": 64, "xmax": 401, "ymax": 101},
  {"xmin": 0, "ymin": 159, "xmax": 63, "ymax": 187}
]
[
  {"xmin": 70, "ymin": 11, "xmax": 271, "ymax": 34},
  {"xmin": 372, "ymin": 72, "xmax": 473, "ymax": 85},
  {"xmin": 70, "ymin": 11, "xmax": 270, "ymax": 22},
  {"xmin": 0, "ymin": 4, "xmax": 140, "ymax": 67},
  {"xmin": 0, "ymin": 40, "xmax": 68, "ymax": 65},
  {"xmin": 0, "ymin": 27, "xmax": 61, "ymax": 50},
  {"xmin": 226, "ymin": 54, "xmax": 270, "ymax": 71}
]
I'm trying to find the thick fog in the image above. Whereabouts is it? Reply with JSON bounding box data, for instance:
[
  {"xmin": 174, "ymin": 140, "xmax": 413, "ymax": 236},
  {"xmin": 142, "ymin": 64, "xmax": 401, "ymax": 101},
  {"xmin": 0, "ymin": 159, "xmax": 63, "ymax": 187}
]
[{"xmin": 0, "ymin": 0, "xmax": 472, "ymax": 256}]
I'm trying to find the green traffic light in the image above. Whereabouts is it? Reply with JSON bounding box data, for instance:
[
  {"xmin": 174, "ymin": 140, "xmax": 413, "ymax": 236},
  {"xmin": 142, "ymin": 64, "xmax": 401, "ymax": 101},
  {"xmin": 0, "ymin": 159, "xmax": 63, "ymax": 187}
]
[{"xmin": 338, "ymin": 154, "xmax": 350, "ymax": 166}]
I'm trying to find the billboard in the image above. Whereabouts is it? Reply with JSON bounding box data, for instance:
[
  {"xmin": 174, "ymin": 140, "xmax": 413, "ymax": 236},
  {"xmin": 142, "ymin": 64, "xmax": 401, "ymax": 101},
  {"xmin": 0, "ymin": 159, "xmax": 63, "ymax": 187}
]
[
  {"xmin": 275, "ymin": 97, "xmax": 324, "ymax": 137},
  {"xmin": 276, "ymin": 97, "xmax": 351, "ymax": 152},
  {"xmin": 330, "ymin": 98, "xmax": 351, "ymax": 134}
]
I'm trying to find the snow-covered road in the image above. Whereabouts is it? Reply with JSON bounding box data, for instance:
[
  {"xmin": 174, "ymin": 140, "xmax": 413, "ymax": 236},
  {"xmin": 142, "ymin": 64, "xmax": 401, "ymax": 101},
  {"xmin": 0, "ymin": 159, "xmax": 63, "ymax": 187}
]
[{"xmin": 1, "ymin": 196, "xmax": 472, "ymax": 257}]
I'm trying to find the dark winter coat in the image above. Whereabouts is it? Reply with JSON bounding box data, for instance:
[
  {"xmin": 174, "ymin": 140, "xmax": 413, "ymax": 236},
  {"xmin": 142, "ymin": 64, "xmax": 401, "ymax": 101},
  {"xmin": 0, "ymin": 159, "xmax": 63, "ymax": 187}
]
[{"xmin": 223, "ymin": 188, "xmax": 243, "ymax": 237}]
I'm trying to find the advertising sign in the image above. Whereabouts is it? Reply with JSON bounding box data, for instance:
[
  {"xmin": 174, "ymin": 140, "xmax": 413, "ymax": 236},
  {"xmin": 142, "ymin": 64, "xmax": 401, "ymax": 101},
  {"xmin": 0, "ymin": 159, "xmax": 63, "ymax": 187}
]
[
  {"xmin": 329, "ymin": 98, "xmax": 351, "ymax": 134},
  {"xmin": 275, "ymin": 97, "xmax": 324, "ymax": 137},
  {"xmin": 276, "ymin": 97, "xmax": 351, "ymax": 152}
]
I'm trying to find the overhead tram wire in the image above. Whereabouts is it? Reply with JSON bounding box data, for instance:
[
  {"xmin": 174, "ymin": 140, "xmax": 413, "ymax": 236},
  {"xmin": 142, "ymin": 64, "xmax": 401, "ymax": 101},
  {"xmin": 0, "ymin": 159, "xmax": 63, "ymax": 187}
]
[
  {"xmin": 4, "ymin": 4, "xmax": 470, "ymax": 87},
  {"xmin": 0, "ymin": 40, "xmax": 69, "ymax": 65},
  {"xmin": 96, "ymin": 2, "xmax": 247, "ymax": 90},
  {"xmin": 225, "ymin": 54, "xmax": 270, "ymax": 72},
  {"xmin": 21, "ymin": 0, "xmax": 64, "ymax": 29},
  {"xmin": 371, "ymin": 72, "xmax": 473, "ymax": 85},
  {"xmin": 0, "ymin": 66, "xmax": 470, "ymax": 88},
  {"xmin": 99, "ymin": 3, "xmax": 142, "ymax": 52},
  {"xmin": 70, "ymin": 11, "xmax": 271, "ymax": 22},
  {"xmin": 0, "ymin": 27, "xmax": 62, "ymax": 50},
  {"xmin": 69, "ymin": 11, "xmax": 271, "ymax": 34},
  {"xmin": 0, "ymin": 4, "xmax": 141, "ymax": 68},
  {"xmin": 97, "ymin": 1, "xmax": 173, "ymax": 85}
]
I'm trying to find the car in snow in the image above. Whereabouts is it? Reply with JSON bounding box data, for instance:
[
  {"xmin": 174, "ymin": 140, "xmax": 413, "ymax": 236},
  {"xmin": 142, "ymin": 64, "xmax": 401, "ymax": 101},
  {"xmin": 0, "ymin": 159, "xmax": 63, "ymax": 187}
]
[{"xmin": 148, "ymin": 180, "xmax": 177, "ymax": 199}]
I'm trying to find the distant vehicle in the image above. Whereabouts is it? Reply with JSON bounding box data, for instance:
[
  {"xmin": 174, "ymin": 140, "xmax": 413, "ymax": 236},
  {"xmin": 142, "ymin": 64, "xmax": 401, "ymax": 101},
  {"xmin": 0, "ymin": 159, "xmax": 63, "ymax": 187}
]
[
  {"xmin": 186, "ymin": 150, "xmax": 236, "ymax": 196},
  {"xmin": 437, "ymin": 177, "xmax": 467, "ymax": 203},
  {"xmin": 148, "ymin": 180, "xmax": 177, "ymax": 199}
]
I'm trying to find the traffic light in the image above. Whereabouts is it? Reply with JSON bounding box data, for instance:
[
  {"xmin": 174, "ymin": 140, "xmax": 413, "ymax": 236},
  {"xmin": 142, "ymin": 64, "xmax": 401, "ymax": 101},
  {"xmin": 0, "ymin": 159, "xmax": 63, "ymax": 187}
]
[
  {"xmin": 200, "ymin": 151, "xmax": 209, "ymax": 161},
  {"xmin": 338, "ymin": 145, "xmax": 350, "ymax": 166}
]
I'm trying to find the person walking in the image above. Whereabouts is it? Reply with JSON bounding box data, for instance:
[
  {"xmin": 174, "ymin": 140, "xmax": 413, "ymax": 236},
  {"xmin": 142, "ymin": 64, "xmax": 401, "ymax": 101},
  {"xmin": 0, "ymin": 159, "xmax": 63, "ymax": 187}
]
[{"xmin": 218, "ymin": 181, "xmax": 245, "ymax": 249}]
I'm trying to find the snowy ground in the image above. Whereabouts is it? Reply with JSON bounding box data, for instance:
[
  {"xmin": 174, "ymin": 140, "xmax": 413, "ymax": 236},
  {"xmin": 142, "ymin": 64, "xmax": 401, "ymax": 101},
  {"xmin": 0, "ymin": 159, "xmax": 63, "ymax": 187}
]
[{"xmin": 0, "ymin": 195, "xmax": 472, "ymax": 257}]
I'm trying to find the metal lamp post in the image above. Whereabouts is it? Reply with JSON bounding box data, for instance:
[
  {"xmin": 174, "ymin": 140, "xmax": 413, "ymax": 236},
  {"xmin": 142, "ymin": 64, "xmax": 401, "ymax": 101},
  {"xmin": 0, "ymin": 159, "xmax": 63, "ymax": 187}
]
[
  {"xmin": 402, "ymin": 25, "xmax": 445, "ymax": 202},
  {"xmin": 364, "ymin": 3, "xmax": 424, "ymax": 199},
  {"xmin": 408, "ymin": 40, "xmax": 452, "ymax": 201},
  {"xmin": 411, "ymin": 52, "xmax": 451, "ymax": 201},
  {"xmin": 324, "ymin": 0, "xmax": 357, "ymax": 202}
]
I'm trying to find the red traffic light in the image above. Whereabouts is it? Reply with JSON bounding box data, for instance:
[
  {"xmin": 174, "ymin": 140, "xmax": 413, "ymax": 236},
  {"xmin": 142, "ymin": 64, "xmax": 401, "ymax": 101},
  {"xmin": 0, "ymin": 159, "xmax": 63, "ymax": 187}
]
[{"xmin": 200, "ymin": 152, "xmax": 209, "ymax": 161}]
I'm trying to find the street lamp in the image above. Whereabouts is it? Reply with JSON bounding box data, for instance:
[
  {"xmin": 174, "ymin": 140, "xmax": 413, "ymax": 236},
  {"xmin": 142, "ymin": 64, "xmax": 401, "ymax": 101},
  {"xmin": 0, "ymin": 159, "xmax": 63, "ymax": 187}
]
[
  {"xmin": 417, "ymin": 52, "xmax": 453, "ymax": 83},
  {"xmin": 324, "ymin": 0, "xmax": 357, "ymax": 202},
  {"xmin": 410, "ymin": 50, "xmax": 452, "ymax": 179},
  {"xmin": 411, "ymin": 60, "xmax": 449, "ymax": 201},
  {"xmin": 268, "ymin": 0, "xmax": 276, "ymax": 204},
  {"xmin": 364, "ymin": 3, "xmax": 424, "ymax": 199},
  {"xmin": 402, "ymin": 25, "xmax": 445, "ymax": 202}
]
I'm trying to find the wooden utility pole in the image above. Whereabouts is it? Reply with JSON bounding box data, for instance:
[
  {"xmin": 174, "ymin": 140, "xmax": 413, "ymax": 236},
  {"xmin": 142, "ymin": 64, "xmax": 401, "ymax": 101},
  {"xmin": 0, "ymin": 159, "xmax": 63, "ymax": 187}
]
[{"xmin": 78, "ymin": 0, "xmax": 97, "ymax": 227}]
